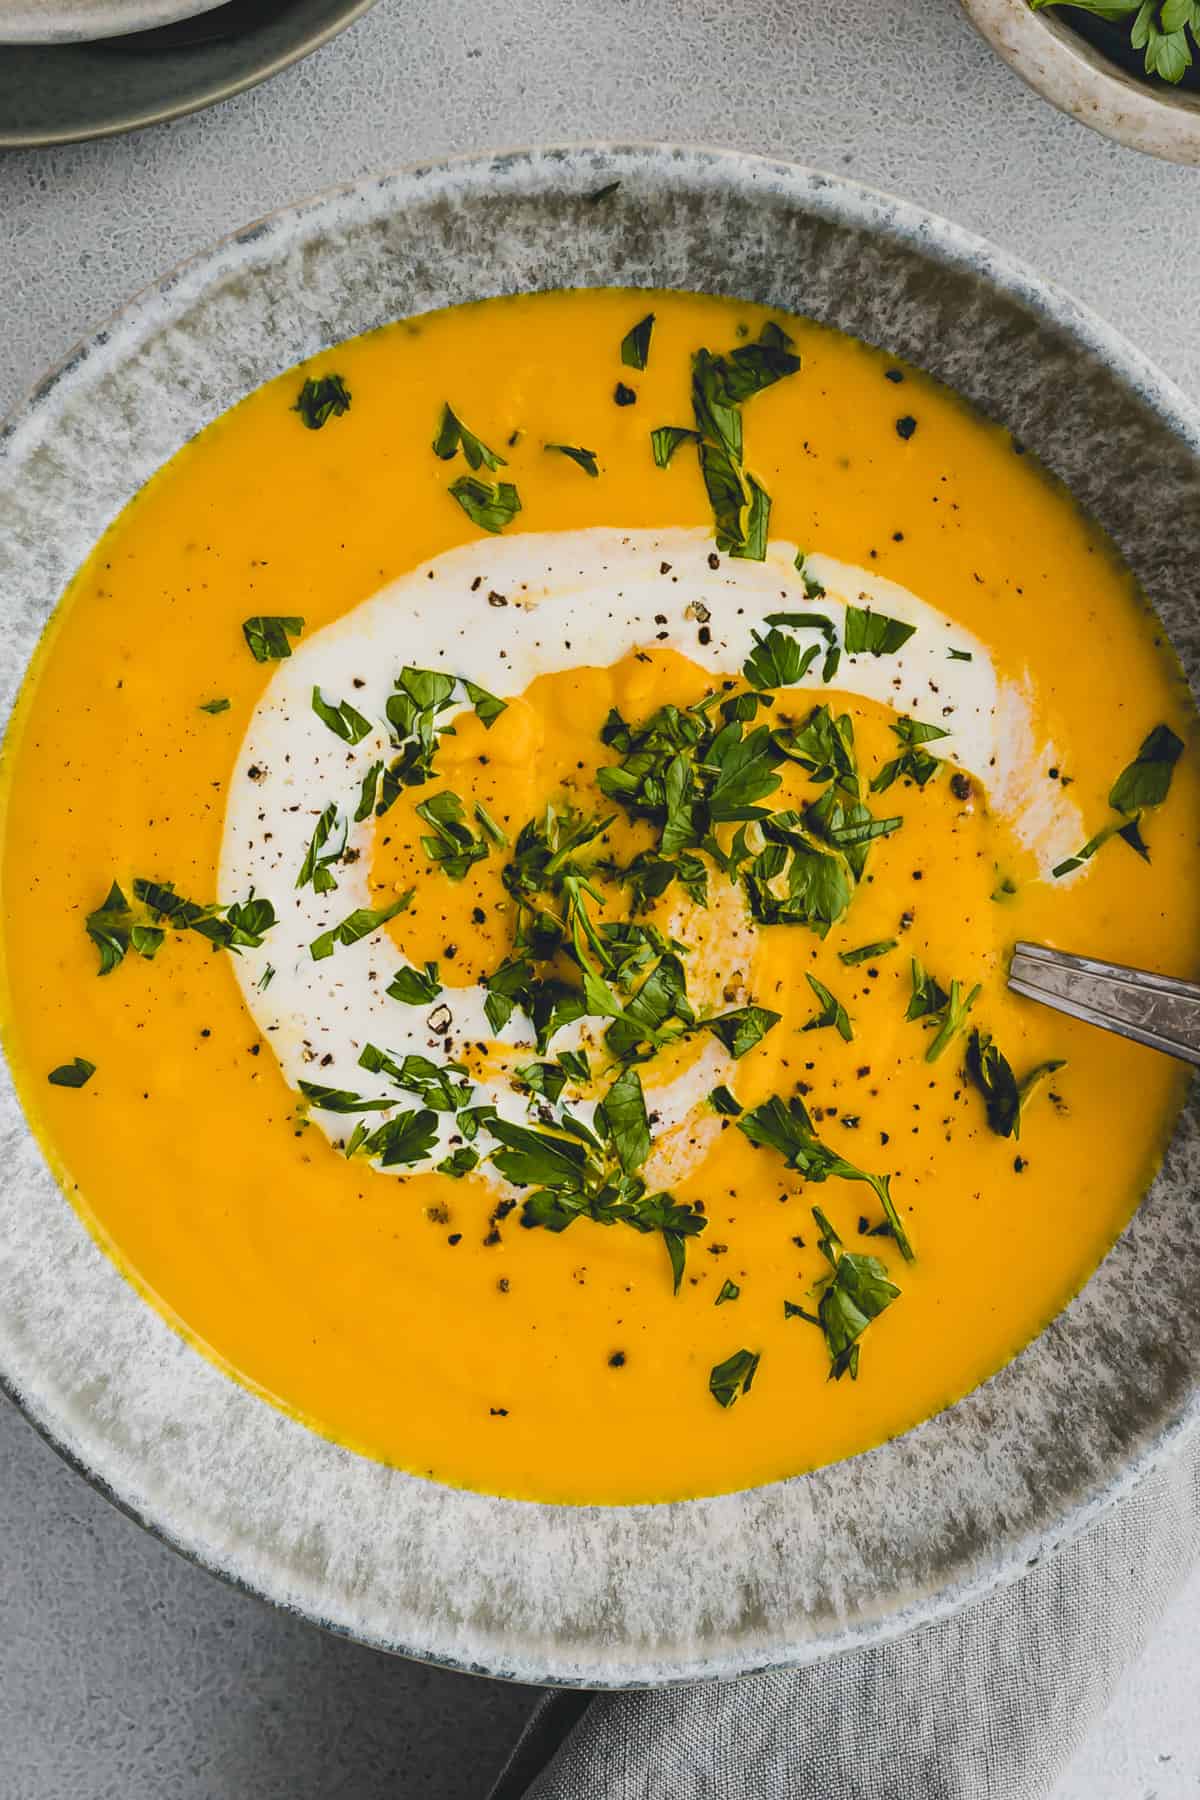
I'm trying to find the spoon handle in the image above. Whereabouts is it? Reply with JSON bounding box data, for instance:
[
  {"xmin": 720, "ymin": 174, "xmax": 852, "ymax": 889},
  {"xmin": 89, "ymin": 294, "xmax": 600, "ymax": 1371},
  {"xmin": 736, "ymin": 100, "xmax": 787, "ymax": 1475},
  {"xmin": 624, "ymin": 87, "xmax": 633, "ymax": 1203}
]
[{"xmin": 1008, "ymin": 942, "xmax": 1200, "ymax": 1067}]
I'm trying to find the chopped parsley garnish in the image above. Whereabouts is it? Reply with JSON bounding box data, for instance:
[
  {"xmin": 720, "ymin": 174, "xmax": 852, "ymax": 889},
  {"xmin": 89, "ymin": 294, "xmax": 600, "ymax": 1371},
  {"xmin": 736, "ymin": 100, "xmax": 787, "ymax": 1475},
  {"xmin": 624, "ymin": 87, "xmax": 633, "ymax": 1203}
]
[
  {"xmin": 906, "ymin": 958, "xmax": 980, "ymax": 1061},
  {"xmin": 48, "ymin": 1057, "xmax": 95, "ymax": 1088},
  {"xmin": 702, "ymin": 1006, "xmax": 781, "ymax": 1059},
  {"xmin": 685, "ymin": 323, "xmax": 801, "ymax": 559},
  {"xmin": 95, "ymin": 880, "xmax": 278, "ymax": 959},
  {"xmin": 360, "ymin": 1045, "xmax": 473, "ymax": 1111},
  {"xmin": 805, "ymin": 1205, "xmax": 900, "ymax": 1380},
  {"xmin": 242, "ymin": 616, "xmax": 304, "ymax": 662},
  {"xmin": 743, "ymin": 626, "xmax": 821, "ymax": 691},
  {"xmin": 432, "ymin": 403, "xmax": 507, "ymax": 471},
  {"xmin": 299, "ymin": 1081, "xmax": 393, "ymax": 1114},
  {"xmin": 199, "ymin": 697, "xmax": 230, "ymax": 714},
  {"xmin": 838, "ymin": 938, "xmax": 898, "ymax": 966},
  {"xmin": 708, "ymin": 1085, "xmax": 743, "ymax": 1116},
  {"xmin": 386, "ymin": 960, "xmax": 442, "ymax": 1005},
  {"xmin": 599, "ymin": 697, "xmax": 898, "ymax": 943},
  {"xmin": 355, "ymin": 761, "xmax": 385, "ymax": 821},
  {"xmin": 762, "ymin": 610, "xmax": 840, "ymax": 683},
  {"xmin": 738, "ymin": 1092, "xmax": 913, "ymax": 1260},
  {"xmin": 709, "ymin": 1347, "xmax": 759, "ymax": 1407},
  {"xmin": 381, "ymin": 665, "xmax": 461, "ymax": 793},
  {"xmin": 461, "ymin": 677, "xmax": 507, "ymax": 728},
  {"xmin": 349, "ymin": 1108, "xmax": 440, "ymax": 1168},
  {"xmin": 416, "ymin": 791, "xmax": 492, "ymax": 881},
  {"xmin": 650, "ymin": 425, "xmax": 701, "ymax": 468},
  {"xmin": 843, "ymin": 605, "xmax": 916, "ymax": 657},
  {"xmin": 1053, "ymin": 723, "xmax": 1183, "ymax": 877},
  {"xmin": 715, "ymin": 1279, "xmax": 741, "ymax": 1305},
  {"xmin": 437, "ymin": 1147, "xmax": 480, "ymax": 1178},
  {"xmin": 292, "ymin": 374, "xmax": 350, "ymax": 430},
  {"xmin": 966, "ymin": 1029, "xmax": 1066, "ymax": 1138},
  {"xmin": 297, "ymin": 803, "xmax": 347, "ymax": 895},
  {"xmin": 546, "ymin": 444, "xmax": 600, "ymax": 477},
  {"xmin": 489, "ymin": 1070, "xmax": 706, "ymax": 1293},
  {"xmin": 802, "ymin": 973, "xmax": 853, "ymax": 1041},
  {"xmin": 311, "ymin": 687, "xmax": 373, "ymax": 745},
  {"xmin": 947, "ymin": 648, "xmax": 973, "ymax": 662},
  {"xmin": 309, "ymin": 891, "xmax": 413, "ymax": 962},
  {"xmin": 86, "ymin": 881, "xmax": 137, "ymax": 975},
  {"xmin": 620, "ymin": 313, "xmax": 655, "ymax": 370},
  {"xmin": 870, "ymin": 716, "xmax": 950, "ymax": 793},
  {"xmin": 449, "ymin": 476, "xmax": 523, "ymax": 534}
]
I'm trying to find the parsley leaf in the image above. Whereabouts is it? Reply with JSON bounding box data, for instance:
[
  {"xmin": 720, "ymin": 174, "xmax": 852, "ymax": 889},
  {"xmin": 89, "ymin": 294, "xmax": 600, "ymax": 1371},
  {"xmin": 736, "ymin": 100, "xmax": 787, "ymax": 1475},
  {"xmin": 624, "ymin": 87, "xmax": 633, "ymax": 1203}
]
[
  {"xmin": 739, "ymin": 1093, "xmax": 913, "ymax": 1260},
  {"xmin": 129, "ymin": 880, "xmax": 277, "ymax": 954},
  {"xmin": 803, "ymin": 973, "xmax": 853, "ymax": 1041},
  {"xmin": 460, "ymin": 677, "xmax": 507, "ymax": 728},
  {"xmin": 709, "ymin": 1085, "xmax": 743, "ymax": 1116},
  {"xmin": 199, "ymin": 697, "xmax": 230, "ymax": 714},
  {"xmin": 432, "ymin": 403, "xmax": 507, "ymax": 471},
  {"xmin": 437, "ymin": 1147, "xmax": 480, "ymax": 1178},
  {"xmin": 416, "ymin": 790, "xmax": 491, "ymax": 881},
  {"xmin": 808, "ymin": 1205, "xmax": 900, "ymax": 1380},
  {"xmin": 966, "ymin": 1029, "xmax": 1066, "ymax": 1138},
  {"xmin": 299, "ymin": 1081, "xmax": 393, "ymax": 1114},
  {"xmin": 86, "ymin": 881, "xmax": 134, "ymax": 975},
  {"xmin": 621, "ymin": 313, "xmax": 655, "ymax": 370},
  {"xmin": 386, "ymin": 960, "xmax": 441, "ymax": 1005},
  {"xmin": 709, "ymin": 1347, "xmax": 759, "ymax": 1407},
  {"xmin": 843, "ymin": 605, "xmax": 916, "ymax": 656},
  {"xmin": 703, "ymin": 1005, "xmax": 781, "ymax": 1059},
  {"xmin": 309, "ymin": 891, "xmax": 413, "ymax": 961},
  {"xmin": 1054, "ymin": 723, "xmax": 1184, "ymax": 877},
  {"xmin": 599, "ymin": 1065, "xmax": 651, "ymax": 1175},
  {"xmin": 715, "ymin": 1279, "xmax": 741, "ymax": 1305},
  {"xmin": 650, "ymin": 425, "xmax": 701, "ymax": 468},
  {"xmin": 292, "ymin": 374, "xmax": 350, "ymax": 430},
  {"xmin": 838, "ymin": 938, "xmax": 897, "ymax": 966},
  {"xmin": 870, "ymin": 715, "xmax": 950, "ymax": 793},
  {"xmin": 743, "ymin": 626, "xmax": 820, "ymax": 691},
  {"xmin": 297, "ymin": 803, "xmax": 346, "ymax": 895},
  {"xmin": 311, "ymin": 687, "xmax": 373, "ymax": 745},
  {"xmin": 242, "ymin": 616, "xmax": 304, "ymax": 662},
  {"xmin": 449, "ymin": 476, "xmax": 523, "ymax": 534},
  {"xmin": 360, "ymin": 1046, "xmax": 472, "ymax": 1111},
  {"xmin": 356, "ymin": 1108, "xmax": 440, "ymax": 1168},
  {"xmin": 48, "ymin": 1057, "xmax": 95, "ymax": 1088},
  {"xmin": 482, "ymin": 953, "xmax": 535, "ymax": 1034},
  {"xmin": 906, "ymin": 958, "xmax": 980, "ymax": 1061},
  {"xmin": 546, "ymin": 443, "xmax": 600, "ymax": 477}
]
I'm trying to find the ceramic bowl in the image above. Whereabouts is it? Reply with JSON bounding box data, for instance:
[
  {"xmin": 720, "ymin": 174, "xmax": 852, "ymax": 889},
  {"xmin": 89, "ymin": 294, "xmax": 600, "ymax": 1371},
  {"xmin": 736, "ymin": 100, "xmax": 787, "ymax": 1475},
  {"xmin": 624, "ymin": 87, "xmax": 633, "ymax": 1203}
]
[
  {"xmin": 0, "ymin": 0, "xmax": 224, "ymax": 44},
  {"xmin": 0, "ymin": 0, "xmax": 380, "ymax": 148},
  {"xmin": 962, "ymin": 0, "xmax": 1200, "ymax": 163},
  {"xmin": 1, "ymin": 145, "xmax": 1199, "ymax": 1688}
]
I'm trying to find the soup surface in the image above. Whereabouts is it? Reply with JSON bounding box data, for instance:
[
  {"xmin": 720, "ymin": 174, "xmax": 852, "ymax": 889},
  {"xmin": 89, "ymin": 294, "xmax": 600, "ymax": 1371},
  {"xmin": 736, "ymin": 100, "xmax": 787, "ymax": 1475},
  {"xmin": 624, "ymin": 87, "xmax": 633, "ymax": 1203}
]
[{"xmin": 2, "ymin": 288, "xmax": 1197, "ymax": 1504}]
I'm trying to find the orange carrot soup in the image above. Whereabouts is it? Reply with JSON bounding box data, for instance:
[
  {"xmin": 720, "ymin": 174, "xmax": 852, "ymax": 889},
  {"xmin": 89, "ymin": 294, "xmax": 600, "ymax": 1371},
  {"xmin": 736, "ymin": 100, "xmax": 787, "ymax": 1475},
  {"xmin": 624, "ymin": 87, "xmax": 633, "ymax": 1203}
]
[{"xmin": 2, "ymin": 288, "xmax": 1197, "ymax": 1503}]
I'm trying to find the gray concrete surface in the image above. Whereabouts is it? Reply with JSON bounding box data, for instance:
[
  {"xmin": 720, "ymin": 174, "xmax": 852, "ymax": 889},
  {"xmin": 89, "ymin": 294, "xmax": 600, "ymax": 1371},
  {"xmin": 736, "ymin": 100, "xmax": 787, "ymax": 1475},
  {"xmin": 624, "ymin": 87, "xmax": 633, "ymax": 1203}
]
[{"xmin": 2, "ymin": 0, "xmax": 1199, "ymax": 1793}]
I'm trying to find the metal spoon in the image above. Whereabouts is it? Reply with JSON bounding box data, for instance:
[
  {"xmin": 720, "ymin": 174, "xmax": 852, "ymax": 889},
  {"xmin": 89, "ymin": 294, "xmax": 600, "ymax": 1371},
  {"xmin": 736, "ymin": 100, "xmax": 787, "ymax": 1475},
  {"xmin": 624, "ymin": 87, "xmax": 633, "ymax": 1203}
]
[{"xmin": 1008, "ymin": 942, "xmax": 1200, "ymax": 1067}]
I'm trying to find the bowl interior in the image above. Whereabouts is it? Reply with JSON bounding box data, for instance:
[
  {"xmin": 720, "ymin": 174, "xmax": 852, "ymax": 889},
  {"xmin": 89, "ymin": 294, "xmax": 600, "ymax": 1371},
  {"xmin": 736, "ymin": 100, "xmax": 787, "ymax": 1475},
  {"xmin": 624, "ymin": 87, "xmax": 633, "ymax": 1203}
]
[{"xmin": 1, "ymin": 145, "xmax": 1199, "ymax": 1686}]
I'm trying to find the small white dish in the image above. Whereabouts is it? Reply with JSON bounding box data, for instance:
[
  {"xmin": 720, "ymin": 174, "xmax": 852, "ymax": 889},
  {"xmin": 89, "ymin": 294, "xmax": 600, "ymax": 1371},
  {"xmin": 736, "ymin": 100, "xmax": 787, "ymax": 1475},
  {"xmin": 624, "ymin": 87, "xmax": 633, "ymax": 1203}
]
[
  {"xmin": 0, "ymin": 0, "xmax": 225, "ymax": 45},
  {"xmin": 962, "ymin": 0, "xmax": 1200, "ymax": 163}
]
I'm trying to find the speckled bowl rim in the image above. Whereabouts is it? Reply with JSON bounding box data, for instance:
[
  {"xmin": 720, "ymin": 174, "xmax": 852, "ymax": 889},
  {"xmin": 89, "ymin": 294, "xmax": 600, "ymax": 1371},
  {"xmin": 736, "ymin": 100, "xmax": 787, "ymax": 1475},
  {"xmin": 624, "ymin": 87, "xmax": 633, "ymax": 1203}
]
[
  {"xmin": 1, "ymin": 143, "xmax": 1199, "ymax": 1689},
  {"xmin": 961, "ymin": 0, "xmax": 1200, "ymax": 164},
  {"xmin": 0, "ymin": 0, "xmax": 225, "ymax": 47}
]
